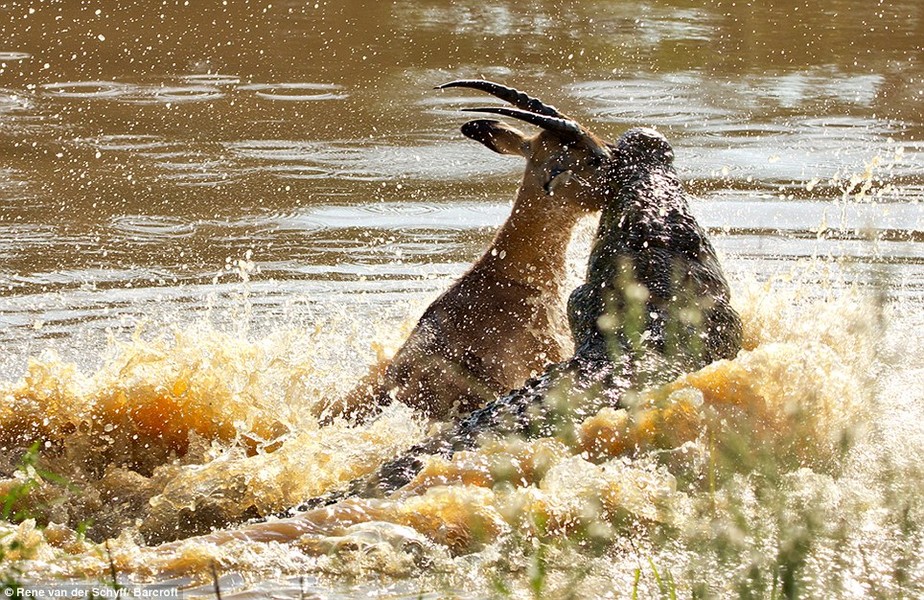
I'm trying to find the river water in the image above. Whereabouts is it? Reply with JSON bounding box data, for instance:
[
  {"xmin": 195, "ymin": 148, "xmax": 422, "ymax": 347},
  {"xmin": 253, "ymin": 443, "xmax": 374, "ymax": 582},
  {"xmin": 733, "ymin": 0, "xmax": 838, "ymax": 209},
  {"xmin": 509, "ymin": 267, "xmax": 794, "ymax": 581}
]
[{"xmin": 1, "ymin": 0, "xmax": 922, "ymax": 597}]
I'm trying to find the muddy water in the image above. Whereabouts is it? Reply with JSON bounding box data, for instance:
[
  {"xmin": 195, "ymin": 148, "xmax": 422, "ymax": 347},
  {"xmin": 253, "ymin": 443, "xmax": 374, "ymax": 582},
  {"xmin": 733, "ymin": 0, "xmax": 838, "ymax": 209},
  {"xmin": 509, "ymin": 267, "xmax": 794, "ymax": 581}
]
[{"xmin": 1, "ymin": 0, "xmax": 923, "ymax": 597}]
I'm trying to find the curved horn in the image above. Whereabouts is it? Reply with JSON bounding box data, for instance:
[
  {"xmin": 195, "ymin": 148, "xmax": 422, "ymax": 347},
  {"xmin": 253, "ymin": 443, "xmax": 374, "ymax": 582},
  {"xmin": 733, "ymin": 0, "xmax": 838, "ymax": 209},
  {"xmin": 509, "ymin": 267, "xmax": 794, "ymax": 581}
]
[
  {"xmin": 461, "ymin": 106, "xmax": 583, "ymax": 140},
  {"xmin": 437, "ymin": 79, "xmax": 567, "ymax": 119}
]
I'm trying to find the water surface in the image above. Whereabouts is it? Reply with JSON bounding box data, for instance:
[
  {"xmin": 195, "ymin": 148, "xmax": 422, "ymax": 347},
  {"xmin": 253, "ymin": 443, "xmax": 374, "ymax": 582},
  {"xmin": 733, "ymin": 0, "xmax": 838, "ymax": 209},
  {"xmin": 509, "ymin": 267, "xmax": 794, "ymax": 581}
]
[{"xmin": 1, "ymin": 0, "xmax": 923, "ymax": 597}]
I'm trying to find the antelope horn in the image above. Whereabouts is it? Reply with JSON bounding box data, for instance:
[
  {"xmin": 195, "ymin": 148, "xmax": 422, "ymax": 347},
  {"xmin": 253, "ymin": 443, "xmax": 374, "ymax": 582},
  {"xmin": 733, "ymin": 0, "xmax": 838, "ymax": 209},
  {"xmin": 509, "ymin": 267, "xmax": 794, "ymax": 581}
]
[
  {"xmin": 461, "ymin": 106, "xmax": 584, "ymax": 140},
  {"xmin": 436, "ymin": 79, "xmax": 567, "ymax": 119}
]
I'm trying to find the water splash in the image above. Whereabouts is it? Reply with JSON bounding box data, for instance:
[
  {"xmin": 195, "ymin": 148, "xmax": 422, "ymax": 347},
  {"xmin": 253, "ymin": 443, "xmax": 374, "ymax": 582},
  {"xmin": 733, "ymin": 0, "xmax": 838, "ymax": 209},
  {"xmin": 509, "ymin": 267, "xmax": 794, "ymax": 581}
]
[{"xmin": 2, "ymin": 264, "xmax": 919, "ymax": 596}]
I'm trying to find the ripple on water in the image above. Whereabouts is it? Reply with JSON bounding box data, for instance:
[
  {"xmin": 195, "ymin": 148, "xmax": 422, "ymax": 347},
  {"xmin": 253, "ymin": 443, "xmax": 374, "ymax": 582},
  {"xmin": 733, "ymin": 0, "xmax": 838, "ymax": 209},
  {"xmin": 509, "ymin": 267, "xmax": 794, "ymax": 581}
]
[
  {"xmin": 0, "ymin": 51, "xmax": 31, "ymax": 61},
  {"xmin": 238, "ymin": 82, "xmax": 349, "ymax": 101},
  {"xmin": 755, "ymin": 69, "xmax": 884, "ymax": 108},
  {"xmin": 226, "ymin": 139, "xmax": 330, "ymax": 162},
  {"xmin": 396, "ymin": 1, "xmax": 552, "ymax": 36},
  {"xmin": 41, "ymin": 81, "xmax": 224, "ymax": 104},
  {"xmin": 264, "ymin": 202, "xmax": 508, "ymax": 231},
  {"xmin": 118, "ymin": 84, "xmax": 224, "ymax": 104},
  {"xmin": 179, "ymin": 73, "xmax": 242, "ymax": 86},
  {"xmin": 41, "ymin": 81, "xmax": 132, "ymax": 99},
  {"xmin": 156, "ymin": 160, "xmax": 238, "ymax": 187},
  {"xmin": 227, "ymin": 139, "xmax": 401, "ymax": 181},
  {"xmin": 0, "ymin": 224, "xmax": 58, "ymax": 252},
  {"xmin": 257, "ymin": 165, "xmax": 332, "ymax": 180},
  {"xmin": 680, "ymin": 116, "xmax": 901, "ymax": 184},
  {"xmin": 0, "ymin": 88, "xmax": 30, "ymax": 112},
  {"xmin": 80, "ymin": 134, "xmax": 174, "ymax": 152},
  {"xmin": 570, "ymin": 76, "xmax": 738, "ymax": 127},
  {"xmin": 109, "ymin": 215, "xmax": 197, "ymax": 242},
  {"xmin": 226, "ymin": 138, "xmax": 516, "ymax": 182}
]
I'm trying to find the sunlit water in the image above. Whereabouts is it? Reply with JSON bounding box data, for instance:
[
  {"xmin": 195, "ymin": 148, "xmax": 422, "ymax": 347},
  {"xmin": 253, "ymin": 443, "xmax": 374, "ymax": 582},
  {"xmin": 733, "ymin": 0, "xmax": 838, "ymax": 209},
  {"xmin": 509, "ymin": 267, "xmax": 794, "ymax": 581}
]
[{"xmin": 1, "ymin": 0, "xmax": 923, "ymax": 597}]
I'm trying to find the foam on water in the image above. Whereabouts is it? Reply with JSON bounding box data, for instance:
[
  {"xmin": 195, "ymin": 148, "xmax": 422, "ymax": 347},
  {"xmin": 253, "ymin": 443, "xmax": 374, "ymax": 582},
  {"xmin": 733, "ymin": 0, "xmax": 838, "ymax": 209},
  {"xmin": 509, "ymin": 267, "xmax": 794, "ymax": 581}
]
[{"xmin": 1, "ymin": 261, "xmax": 921, "ymax": 596}]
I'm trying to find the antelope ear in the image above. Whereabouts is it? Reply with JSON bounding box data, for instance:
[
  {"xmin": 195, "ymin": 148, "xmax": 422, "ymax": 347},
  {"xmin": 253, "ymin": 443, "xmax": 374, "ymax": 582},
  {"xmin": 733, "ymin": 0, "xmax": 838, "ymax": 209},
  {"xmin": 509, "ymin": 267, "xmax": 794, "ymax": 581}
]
[{"xmin": 461, "ymin": 119, "xmax": 529, "ymax": 156}]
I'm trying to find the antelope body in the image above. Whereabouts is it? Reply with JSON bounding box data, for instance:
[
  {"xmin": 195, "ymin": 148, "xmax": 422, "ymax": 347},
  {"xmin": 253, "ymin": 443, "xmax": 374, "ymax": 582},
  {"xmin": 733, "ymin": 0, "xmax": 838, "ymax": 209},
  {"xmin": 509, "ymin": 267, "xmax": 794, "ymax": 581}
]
[{"xmin": 326, "ymin": 81, "xmax": 616, "ymax": 422}]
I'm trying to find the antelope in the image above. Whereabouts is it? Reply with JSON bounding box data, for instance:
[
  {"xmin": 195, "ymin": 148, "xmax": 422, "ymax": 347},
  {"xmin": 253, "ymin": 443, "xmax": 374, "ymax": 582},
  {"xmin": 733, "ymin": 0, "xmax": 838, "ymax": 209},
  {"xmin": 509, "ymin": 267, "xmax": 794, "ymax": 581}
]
[{"xmin": 323, "ymin": 80, "xmax": 616, "ymax": 422}]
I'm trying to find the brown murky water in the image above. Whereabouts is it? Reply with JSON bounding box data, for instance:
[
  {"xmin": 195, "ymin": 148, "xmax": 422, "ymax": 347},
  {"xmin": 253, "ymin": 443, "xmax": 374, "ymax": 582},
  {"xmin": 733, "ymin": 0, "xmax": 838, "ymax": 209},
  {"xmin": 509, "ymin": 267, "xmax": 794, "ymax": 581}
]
[{"xmin": 1, "ymin": 0, "xmax": 923, "ymax": 597}]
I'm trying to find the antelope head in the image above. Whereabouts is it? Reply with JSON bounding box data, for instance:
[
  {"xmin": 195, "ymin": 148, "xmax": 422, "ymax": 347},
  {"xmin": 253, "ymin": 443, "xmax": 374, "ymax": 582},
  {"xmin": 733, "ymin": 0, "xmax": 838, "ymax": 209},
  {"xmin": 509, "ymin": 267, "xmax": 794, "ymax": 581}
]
[{"xmin": 438, "ymin": 79, "xmax": 615, "ymax": 211}]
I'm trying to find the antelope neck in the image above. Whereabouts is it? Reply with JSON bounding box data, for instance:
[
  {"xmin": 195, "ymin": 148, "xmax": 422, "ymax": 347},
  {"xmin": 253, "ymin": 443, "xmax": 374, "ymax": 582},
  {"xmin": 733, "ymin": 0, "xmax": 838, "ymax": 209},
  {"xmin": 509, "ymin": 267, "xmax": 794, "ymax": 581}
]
[{"xmin": 484, "ymin": 183, "xmax": 584, "ymax": 290}]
